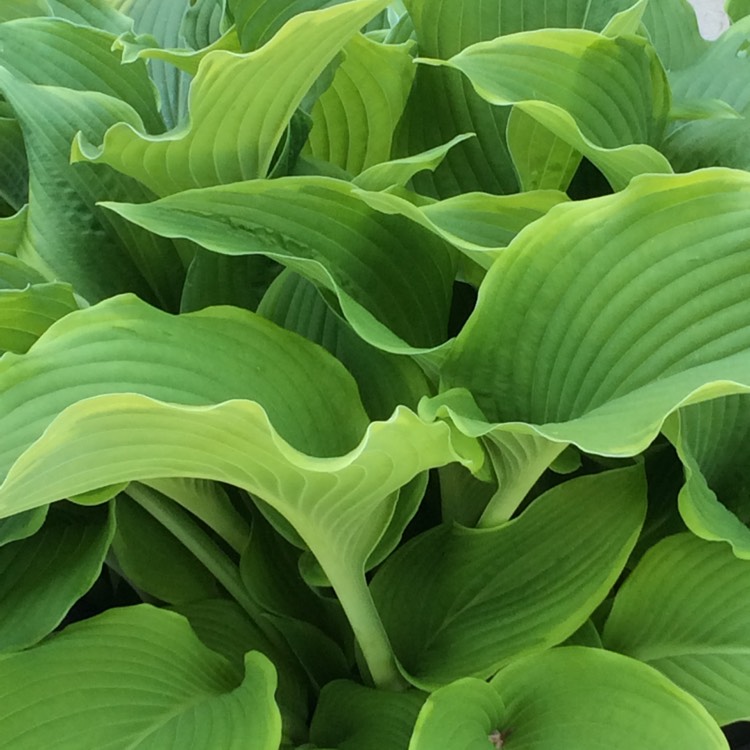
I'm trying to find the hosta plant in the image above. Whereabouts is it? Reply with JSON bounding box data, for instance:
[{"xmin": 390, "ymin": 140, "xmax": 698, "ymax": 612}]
[{"xmin": 1, "ymin": 0, "xmax": 750, "ymax": 748}]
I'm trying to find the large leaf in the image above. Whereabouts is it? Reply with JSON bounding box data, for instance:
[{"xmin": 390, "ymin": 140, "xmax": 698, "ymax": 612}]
[
  {"xmin": 371, "ymin": 466, "xmax": 645, "ymax": 688},
  {"xmin": 0, "ymin": 605, "xmax": 281, "ymax": 749},
  {"xmin": 103, "ymin": 176, "xmax": 456, "ymax": 353},
  {"xmin": 305, "ymin": 34, "xmax": 415, "ymax": 175},
  {"xmin": 394, "ymin": 0, "xmax": 638, "ymax": 198},
  {"xmin": 642, "ymin": 0, "xmax": 708, "ymax": 71},
  {"xmin": 663, "ymin": 396, "xmax": 750, "ymax": 557},
  {"xmin": 0, "ymin": 295, "xmax": 477, "ymax": 688},
  {"xmin": 0, "ymin": 503, "xmax": 113, "ymax": 652},
  {"xmin": 603, "ymin": 533, "xmax": 750, "ymax": 724},
  {"xmin": 434, "ymin": 27, "xmax": 671, "ymax": 191},
  {"xmin": 490, "ymin": 647, "xmax": 727, "ymax": 749},
  {"xmin": 72, "ymin": 0, "xmax": 391, "ymax": 194}
]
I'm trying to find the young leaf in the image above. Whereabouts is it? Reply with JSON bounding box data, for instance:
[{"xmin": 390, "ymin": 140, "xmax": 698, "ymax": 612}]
[
  {"xmin": 371, "ymin": 466, "xmax": 646, "ymax": 688},
  {"xmin": 603, "ymin": 533, "xmax": 750, "ymax": 724},
  {"xmin": 0, "ymin": 605, "xmax": 282, "ymax": 749},
  {"xmin": 490, "ymin": 647, "xmax": 728, "ymax": 749}
]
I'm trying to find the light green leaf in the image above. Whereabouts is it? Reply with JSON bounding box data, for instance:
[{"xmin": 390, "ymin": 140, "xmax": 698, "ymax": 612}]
[
  {"xmin": 0, "ymin": 282, "xmax": 78, "ymax": 354},
  {"xmin": 0, "ymin": 0, "xmax": 48, "ymax": 21},
  {"xmin": 408, "ymin": 678, "xmax": 504, "ymax": 750},
  {"xmin": 102, "ymin": 176, "xmax": 457, "ymax": 354},
  {"xmin": 506, "ymin": 107, "xmax": 581, "ymax": 192},
  {"xmin": 491, "ymin": 647, "xmax": 727, "ymax": 749},
  {"xmin": 434, "ymin": 169, "xmax": 750, "ymax": 487},
  {"xmin": 0, "ymin": 503, "xmax": 114, "ymax": 652},
  {"xmin": 0, "ymin": 605, "xmax": 282, "ymax": 749},
  {"xmin": 604, "ymin": 533, "xmax": 750, "ymax": 724},
  {"xmin": 434, "ymin": 28, "xmax": 672, "ymax": 190},
  {"xmin": 0, "ymin": 208, "xmax": 28, "ymax": 256},
  {"xmin": 353, "ymin": 134, "xmax": 474, "ymax": 192},
  {"xmin": 310, "ymin": 680, "xmax": 425, "ymax": 750},
  {"xmin": 395, "ymin": 0, "xmax": 639, "ymax": 198},
  {"xmin": 305, "ymin": 34, "xmax": 416, "ymax": 175},
  {"xmin": 72, "ymin": 0, "xmax": 390, "ymax": 194},
  {"xmin": 371, "ymin": 466, "xmax": 645, "ymax": 688},
  {"xmin": 663, "ymin": 397, "xmax": 750, "ymax": 557}
]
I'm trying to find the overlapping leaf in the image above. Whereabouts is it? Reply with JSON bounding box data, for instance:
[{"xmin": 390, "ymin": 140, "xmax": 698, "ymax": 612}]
[
  {"xmin": 0, "ymin": 503, "xmax": 114, "ymax": 652},
  {"xmin": 102, "ymin": 176, "xmax": 457, "ymax": 353},
  {"xmin": 72, "ymin": 0, "xmax": 391, "ymax": 194},
  {"xmin": 371, "ymin": 466, "xmax": 645, "ymax": 687},
  {"xmin": 434, "ymin": 27, "xmax": 671, "ymax": 190},
  {"xmin": 0, "ymin": 605, "xmax": 282, "ymax": 749},
  {"xmin": 604, "ymin": 533, "xmax": 750, "ymax": 724},
  {"xmin": 490, "ymin": 647, "xmax": 727, "ymax": 749}
]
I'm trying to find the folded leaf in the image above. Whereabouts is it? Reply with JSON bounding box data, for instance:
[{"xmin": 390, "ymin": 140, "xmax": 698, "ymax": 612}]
[
  {"xmin": 371, "ymin": 466, "xmax": 645, "ymax": 687},
  {"xmin": 490, "ymin": 647, "xmax": 727, "ymax": 749},
  {"xmin": 103, "ymin": 176, "xmax": 456, "ymax": 353},
  {"xmin": 0, "ymin": 605, "xmax": 282, "ymax": 749},
  {"xmin": 72, "ymin": 0, "xmax": 391, "ymax": 194},
  {"xmin": 603, "ymin": 533, "xmax": 750, "ymax": 724}
]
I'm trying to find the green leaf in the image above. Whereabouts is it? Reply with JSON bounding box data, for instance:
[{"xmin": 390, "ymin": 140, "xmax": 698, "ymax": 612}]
[
  {"xmin": 490, "ymin": 647, "xmax": 727, "ymax": 749},
  {"xmin": 72, "ymin": 0, "xmax": 391, "ymax": 193},
  {"xmin": 603, "ymin": 533, "xmax": 750, "ymax": 724},
  {"xmin": 642, "ymin": 0, "xmax": 708, "ymax": 70},
  {"xmin": 371, "ymin": 466, "xmax": 646, "ymax": 688},
  {"xmin": 661, "ymin": 18, "xmax": 750, "ymax": 172},
  {"xmin": 0, "ymin": 605, "xmax": 282, "ymax": 749},
  {"xmin": 0, "ymin": 58, "xmax": 184, "ymax": 307},
  {"xmin": 181, "ymin": 0, "xmax": 228, "ymax": 50},
  {"xmin": 394, "ymin": 0, "xmax": 639, "ymax": 198},
  {"xmin": 0, "ymin": 117, "xmax": 28, "ymax": 211},
  {"xmin": 0, "ymin": 282, "xmax": 78, "ymax": 354},
  {"xmin": 407, "ymin": 678, "xmax": 504, "ymax": 750},
  {"xmin": 113, "ymin": 494, "xmax": 222, "ymax": 604},
  {"xmin": 310, "ymin": 680, "xmax": 425, "ymax": 750},
  {"xmin": 727, "ymin": 0, "xmax": 750, "ymax": 22},
  {"xmin": 229, "ymin": 0, "xmax": 328, "ymax": 51},
  {"xmin": 434, "ymin": 28, "xmax": 671, "ymax": 190},
  {"xmin": 305, "ymin": 34, "xmax": 415, "ymax": 175},
  {"xmin": 0, "ymin": 503, "xmax": 113, "ymax": 652},
  {"xmin": 47, "ymin": 0, "xmax": 133, "ymax": 34},
  {"xmin": 0, "ymin": 0, "xmax": 48, "ymax": 22},
  {"xmin": 258, "ymin": 269, "xmax": 431, "ymax": 420},
  {"xmin": 437, "ymin": 169, "xmax": 750, "ymax": 457},
  {"xmin": 663, "ymin": 396, "xmax": 750, "ymax": 557},
  {"xmin": 102, "ymin": 176, "xmax": 457, "ymax": 353},
  {"xmin": 353, "ymin": 134, "xmax": 474, "ymax": 192}
]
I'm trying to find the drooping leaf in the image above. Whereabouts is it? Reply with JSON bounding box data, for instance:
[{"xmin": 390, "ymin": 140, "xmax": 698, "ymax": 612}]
[
  {"xmin": 371, "ymin": 466, "xmax": 646, "ymax": 688},
  {"xmin": 663, "ymin": 396, "xmax": 750, "ymax": 557},
  {"xmin": 309, "ymin": 680, "xmax": 425, "ymax": 750},
  {"xmin": 407, "ymin": 678, "xmax": 504, "ymax": 750},
  {"xmin": 394, "ymin": 0, "xmax": 639, "ymax": 198},
  {"xmin": 0, "ymin": 605, "xmax": 282, "ymax": 749},
  {"xmin": 0, "ymin": 502, "xmax": 114, "ymax": 652},
  {"xmin": 433, "ymin": 28, "xmax": 671, "ymax": 191},
  {"xmin": 305, "ymin": 34, "xmax": 416, "ymax": 175},
  {"xmin": 429, "ymin": 170, "xmax": 750, "ymax": 522},
  {"xmin": 103, "ymin": 176, "xmax": 457, "ymax": 354},
  {"xmin": 72, "ymin": 0, "xmax": 391, "ymax": 194},
  {"xmin": 490, "ymin": 647, "xmax": 727, "ymax": 749},
  {"xmin": 604, "ymin": 533, "xmax": 750, "ymax": 724}
]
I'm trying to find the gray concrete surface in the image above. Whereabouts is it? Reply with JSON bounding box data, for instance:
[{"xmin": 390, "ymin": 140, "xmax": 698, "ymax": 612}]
[{"xmin": 687, "ymin": 0, "xmax": 730, "ymax": 39}]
